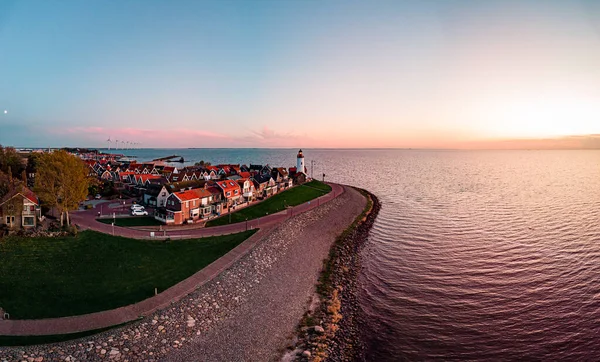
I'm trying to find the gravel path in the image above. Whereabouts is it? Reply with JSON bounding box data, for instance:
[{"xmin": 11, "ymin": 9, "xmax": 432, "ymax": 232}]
[
  {"xmin": 0, "ymin": 186, "xmax": 365, "ymax": 362},
  {"xmin": 167, "ymin": 186, "xmax": 366, "ymax": 362}
]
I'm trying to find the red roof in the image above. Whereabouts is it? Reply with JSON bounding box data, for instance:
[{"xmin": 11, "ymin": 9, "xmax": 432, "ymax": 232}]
[
  {"xmin": 216, "ymin": 180, "xmax": 241, "ymax": 192},
  {"xmin": 193, "ymin": 188, "xmax": 212, "ymax": 199},
  {"xmin": 238, "ymin": 172, "xmax": 251, "ymax": 179},
  {"xmin": 138, "ymin": 174, "xmax": 163, "ymax": 183},
  {"xmin": 173, "ymin": 189, "xmax": 200, "ymax": 202},
  {"xmin": 0, "ymin": 186, "xmax": 38, "ymax": 206},
  {"xmin": 21, "ymin": 187, "xmax": 38, "ymax": 205}
]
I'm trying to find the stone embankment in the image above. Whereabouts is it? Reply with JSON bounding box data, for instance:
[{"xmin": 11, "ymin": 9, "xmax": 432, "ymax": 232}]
[
  {"xmin": 284, "ymin": 189, "xmax": 381, "ymax": 362},
  {"xmin": 0, "ymin": 185, "xmax": 367, "ymax": 362}
]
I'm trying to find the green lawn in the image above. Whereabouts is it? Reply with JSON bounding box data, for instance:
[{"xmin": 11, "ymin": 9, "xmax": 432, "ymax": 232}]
[
  {"xmin": 97, "ymin": 216, "xmax": 162, "ymax": 227},
  {"xmin": 206, "ymin": 180, "xmax": 332, "ymax": 227},
  {"xmin": 0, "ymin": 229, "xmax": 256, "ymax": 319}
]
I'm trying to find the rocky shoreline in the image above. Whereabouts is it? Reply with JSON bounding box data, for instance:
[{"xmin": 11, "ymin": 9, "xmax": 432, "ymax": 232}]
[{"xmin": 285, "ymin": 188, "xmax": 381, "ymax": 362}]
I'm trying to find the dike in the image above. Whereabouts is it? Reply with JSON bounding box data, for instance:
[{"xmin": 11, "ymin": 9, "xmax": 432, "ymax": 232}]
[{"xmin": 286, "ymin": 187, "xmax": 381, "ymax": 362}]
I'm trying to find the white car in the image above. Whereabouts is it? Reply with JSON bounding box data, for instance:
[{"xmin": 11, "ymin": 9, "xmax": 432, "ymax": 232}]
[
  {"xmin": 131, "ymin": 209, "xmax": 148, "ymax": 216},
  {"xmin": 130, "ymin": 204, "xmax": 144, "ymax": 211}
]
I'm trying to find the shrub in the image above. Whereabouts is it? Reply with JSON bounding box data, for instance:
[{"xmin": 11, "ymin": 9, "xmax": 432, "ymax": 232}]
[{"xmin": 67, "ymin": 224, "xmax": 78, "ymax": 236}]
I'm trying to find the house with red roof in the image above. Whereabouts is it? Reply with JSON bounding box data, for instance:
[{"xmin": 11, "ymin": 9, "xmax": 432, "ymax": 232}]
[
  {"xmin": 215, "ymin": 179, "xmax": 242, "ymax": 207},
  {"xmin": 158, "ymin": 187, "xmax": 215, "ymax": 224},
  {"xmin": 118, "ymin": 172, "xmax": 136, "ymax": 183},
  {"xmin": 160, "ymin": 166, "xmax": 178, "ymax": 178},
  {"xmin": 0, "ymin": 186, "xmax": 42, "ymax": 229}
]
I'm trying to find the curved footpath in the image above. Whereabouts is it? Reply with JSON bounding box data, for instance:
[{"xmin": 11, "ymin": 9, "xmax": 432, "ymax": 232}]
[
  {"xmin": 0, "ymin": 185, "xmax": 367, "ymax": 362},
  {"xmin": 70, "ymin": 183, "xmax": 344, "ymax": 239},
  {"xmin": 0, "ymin": 184, "xmax": 343, "ymax": 338}
]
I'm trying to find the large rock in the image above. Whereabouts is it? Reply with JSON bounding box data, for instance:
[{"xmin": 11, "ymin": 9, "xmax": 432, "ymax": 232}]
[{"xmin": 313, "ymin": 325, "xmax": 325, "ymax": 334}]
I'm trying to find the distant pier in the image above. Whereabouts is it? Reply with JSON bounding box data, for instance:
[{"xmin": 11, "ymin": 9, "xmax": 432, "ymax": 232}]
[{"xmin": 153, "ymin": 155, "xmax": 185, "ymax": 163}]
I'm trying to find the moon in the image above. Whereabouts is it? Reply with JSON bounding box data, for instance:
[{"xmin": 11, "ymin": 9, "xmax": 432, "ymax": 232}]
[{"xmin": 3, "ymin": 110, "xmax": 6, "ymax": 114}]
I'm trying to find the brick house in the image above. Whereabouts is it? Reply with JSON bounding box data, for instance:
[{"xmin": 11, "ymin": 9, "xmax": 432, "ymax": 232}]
[
  {"xmin": 156, "ymin": 188, "xmax": 214, "ymax": 225},
  {"xmin": 0, "ymin": 187, "xmax": 42, "ymax": 229},
  {"xmin": 214, "ymin": 180, "xmax": 242, "ymax": 207}
]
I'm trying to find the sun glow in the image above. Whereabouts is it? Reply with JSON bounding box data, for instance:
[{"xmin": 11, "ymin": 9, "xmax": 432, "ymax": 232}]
[{"xmin": 478, "ymin": 93, "xmax": 600, "ymax": 139}]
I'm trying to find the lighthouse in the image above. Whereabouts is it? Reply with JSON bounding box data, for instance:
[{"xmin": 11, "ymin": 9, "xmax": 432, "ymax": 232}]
[{"xmin": 297, "ymin": 149, "xmax": 305, "ymax": 174}]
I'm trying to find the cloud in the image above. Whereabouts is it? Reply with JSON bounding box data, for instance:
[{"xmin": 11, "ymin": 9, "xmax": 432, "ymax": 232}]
[
  {"xmin": 250, "ymin": 126, "xmax": 295, "ymax": 140},
  {"xmin": 44, "ymin": 126, "xmax": 233, "ymax": 148},
  {"xmin": 233, "ymin": 126, "xmax": 312, "ymax": 147}
]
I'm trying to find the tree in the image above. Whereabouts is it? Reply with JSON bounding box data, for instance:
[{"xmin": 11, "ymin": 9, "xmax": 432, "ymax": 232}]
[
  {"xmin": 0, "ymin": 171, "xmax": 11, "ymax": 200},
  {"xmin": 26, "ymin": 153, "xmax": 40, "ymax": 188},
  {"xmin": 35, "ymin": 150, "xmax": 90, "ymax": 227},
  {"xmin": 194, "ymin": 160, "xmax": 211, "ymax": 167},
  {"xmin": 0, "ymin": 145, "xmax": 25, "ymax": 178},
  {"xmin": 0, "ymin": 170, "xmax": 23, "ymax": 228}
]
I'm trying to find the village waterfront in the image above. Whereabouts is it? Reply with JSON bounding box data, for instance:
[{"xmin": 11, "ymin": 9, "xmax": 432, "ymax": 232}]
[
  {"xmin": 3, "ymin": 148, "xmax": 600, "ymax": 360},
  {"xmin": 105, "ymin": 147, "xmax": 600, "ymax": 360}
]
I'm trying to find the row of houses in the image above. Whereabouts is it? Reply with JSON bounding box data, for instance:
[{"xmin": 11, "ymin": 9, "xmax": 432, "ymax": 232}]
[{"xmin": 86, "ymin": 150, "xmax": 309, "ymax": 225}]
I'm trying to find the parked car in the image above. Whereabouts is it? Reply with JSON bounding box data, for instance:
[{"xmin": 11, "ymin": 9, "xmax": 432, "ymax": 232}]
[
  {"xmin": 131, "ymin": 209, "xmax": 148, "ymax": 216},
  {"xmin": 95, "ymin": 194, "xmax": 102, "ymax": 199},
  {"xmin": 130, "ymin": 204, "xmax": 145, "ymax": 211}
]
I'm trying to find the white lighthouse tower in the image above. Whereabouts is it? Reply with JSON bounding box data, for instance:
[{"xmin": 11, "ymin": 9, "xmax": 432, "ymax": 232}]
[{"xmin": 296, "ymin": 149, "xmax": 305, "ymax": 175}]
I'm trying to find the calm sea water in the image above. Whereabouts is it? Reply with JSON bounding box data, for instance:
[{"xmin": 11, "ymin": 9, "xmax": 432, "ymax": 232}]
[{"xmin": 107, "ymin": 148, "xmax": 600, "ymax": 360}]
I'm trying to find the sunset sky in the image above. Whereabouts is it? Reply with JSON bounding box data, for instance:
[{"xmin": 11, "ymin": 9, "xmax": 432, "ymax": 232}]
[{"xmin": 1, "ymin": 1, "xmax": 600, "ymax": 148}]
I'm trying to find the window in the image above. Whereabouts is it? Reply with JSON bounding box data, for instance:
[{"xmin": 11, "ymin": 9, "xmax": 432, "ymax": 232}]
[
  {"xmin": 30, "ymin": 205, "xmax": 35, "ymax": 212},
  {"xmin": 234, "ymin": 190, "xmax": 239, "ymax": 195},
  {"xmin": 23, "ymin": 217, "xmax": 34, "ymax": 226},
  {"xmin": 226, "ymin": 191, "xmax": 231, "ymax": 197}
]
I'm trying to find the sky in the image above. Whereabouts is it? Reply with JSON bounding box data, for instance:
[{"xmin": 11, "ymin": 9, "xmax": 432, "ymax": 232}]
[{"xmin": 1, "ymin": 0, "xmax": 600, "ymax": 149}]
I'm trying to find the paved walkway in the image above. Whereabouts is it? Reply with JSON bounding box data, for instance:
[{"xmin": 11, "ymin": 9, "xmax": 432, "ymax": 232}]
[{"xmin": 0, "ymin": 184, "xmax": 344, "ymax": 337}]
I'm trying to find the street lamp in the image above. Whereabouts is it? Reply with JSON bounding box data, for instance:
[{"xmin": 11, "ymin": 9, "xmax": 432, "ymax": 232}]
[{"xmin": 311, "ymin": 160, "xmax": 316, "ymax": 179}]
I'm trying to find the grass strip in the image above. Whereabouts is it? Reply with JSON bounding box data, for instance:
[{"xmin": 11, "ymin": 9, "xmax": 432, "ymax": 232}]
[{"xmin": 206, "ymin": 180, "xmax": 332, "ymax": 227}]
